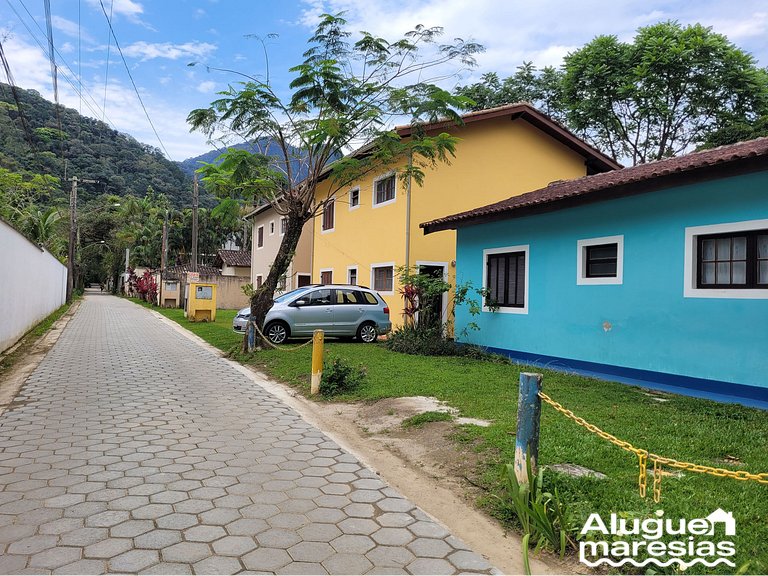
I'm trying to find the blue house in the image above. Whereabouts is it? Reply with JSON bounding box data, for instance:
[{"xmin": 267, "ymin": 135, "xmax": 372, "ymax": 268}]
[{"xmin": 422, "ymin": 138, "xmax": 768, "ymax": 407}]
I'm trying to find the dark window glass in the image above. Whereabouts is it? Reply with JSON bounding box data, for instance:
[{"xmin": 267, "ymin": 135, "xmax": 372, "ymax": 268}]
[
  {"xmin": 320, "ymin": 270, "xmax": 333, "ymax": 284},
  {"xmin": 375, "ymin": 175, "xmax": 395, "ymax": 205},
  {"xmin": 257, "ymin": 226, "xmax": 264, "ymax": 248},
  {"xmin": 348, "ymin": 268, "xmax": 358, "ymax": 285},
  {"xmin": 586, "ymin": 243, "xmax": 618, "ymax": 278},
  {"xmin": 363, "ymin": 292, "xmax": 378, "ymax": 305},
  {"xmin": 306, "ymin": 289, "xmax": 333, "ymax": 306},
  {"xmin": 698, "ymin": 230, "xmax": 767, "ymax": 288},
  {"xmin": 350, "ymin": 189, "xmax": 360, "ymax": 207},
  {"xmin": 373, "ymin": 266, "xmax": 394, "ymax": 291},
  {"xmin": 322, "ymin": 200, "xmax": 335, "ymax": 231},
  {"xmin": 486, "ymin": 251, "xmax": 526, "ymax": 308},
  {"xmin": 336, "ymin": 289, "xmax": 363, "ymax": 304}
]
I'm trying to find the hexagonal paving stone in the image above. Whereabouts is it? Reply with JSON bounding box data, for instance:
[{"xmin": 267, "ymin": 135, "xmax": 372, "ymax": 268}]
[
  {"xmin": 110, "ymin": 519, "xmax": 154, "ymax": 538},
  {"xmin": 134, "ymin": 529, "xmax": 183, "ymax": 549},
  {"xmin": 268, "ymin": 512, "xmax": 308, "ymax": 530},
  {"xmin": 199, "ymin": 508, "xmax": 241, "ymax": 526},
  {"xmin": 377, "ymin": 497, "xmax": 415, "ymax": 513},
  {"xmin": 0, "ymin": 555, "xmax": 29, "ymax": 574},
  {"xmin": 407, "ymin": 537, "xmax": 453, "ymax": 558},
  {"xmin": 109, "ymin": 549, "xmax": 160, "ymax": 573},
  {"xmin": 288, "ymin": 541, "xmax": 335, "ymax": 563},
  {"xmin": 372, "ymin": 527, "xmax": 415, "ymax": 547},
  {"xmin": 150, "ymin": 491, "xmax": 188, "ymax": 505},
  {"xmin": 242, "ymin": 547, "xmax": 292, "ymax": 571},
  {"xmin": 109, "ymin": 495, "xmax": 150, "ymax": 510},
  {"xmin": 53, "ymin": 559, "xmax": 107, "ymax": 574},
  {"xmin": 256, "ymin": 528, "xmax": 302, "ymax": 549},
  {"xmin": 366, "ymin": 545, "xmax": 416, "ymax": 568},
  {"xmin": 161, "ymin": 541, "xmax": 211, "ymax": 564},
  {"xmin": 338, "ymin": 517, "xmax": 379, "ymax": 535},
  {"xmin": 342, "ymin": 503, "xmax": 375, "ymax": 518},
  {"xmin": 184, "ymin": 524, "xmax": 227, "ymax": 543},
  {"xmin": 85, "ymin": 510, "xmax": 130, "ymax": 528},
  {"xmin": 29, "ymin": 547, "xmax": 82, "ymax": 570},
  {"xmin": 306, "ymin": 507, "xmax": 346, "ymax": 524},
  {"xmin": 241, "ymin": 503, "xmax": 280, "ymax": 519},
  {"xmin": 408, "ymin": 520, "xmax": 450, "ymax": 539},
  {"xmin": 406, "ymin": 557, "xmax": 455, "ymax": 575},
  {"xmin": 193, "ymin": 556, "xmax": 243, "ymax": 575},
  {"xmin": 155, "ymin": 513, "xmax": 198, "ymax": 530},
  {"xmin": 138, "ymin": 562, "xmax": 192, "ymax": 575},
  {"xmin": 7, "ymin": 534, "xmax": 58, "ymax": 554},
  {"xmin": 322, "ymin": 553, "xmax": 373, "ymax": 575},
  {"xmin": 59, "ymin": 527, "xmax": 108, "ymax": 547},
  {"xmin": 39, "ymin": 518, "xmax": 83, "ymax": 535},
  {"xmin": 173, "ymin": 499, "xmax": 214, "ymax": 514},
  {"xmin": 330, "ymin": 534, "xmax": 376, "ymax": 555},
  {"xmin": 212, "ymin": 535, "xmax": 258, "ymax": 556},
  {"xmin": 448, "ymin": 550, "xmax": 494, "ymax": 571},
  {"xmin": 298, "ymin": 523, "xmax": 342, "ymax": 543},
  {"xmin": 84, "ymin": 537, "xmax": 133, "ymax": 559}
]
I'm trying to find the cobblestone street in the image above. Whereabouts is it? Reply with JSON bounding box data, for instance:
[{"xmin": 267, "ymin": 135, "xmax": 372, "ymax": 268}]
[{"xmin": 0, "ymin": 294, "xmax": 497, "ymax": 575}]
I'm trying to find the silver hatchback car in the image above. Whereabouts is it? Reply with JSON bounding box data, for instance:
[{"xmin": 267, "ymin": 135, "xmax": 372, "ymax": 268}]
[{"xmin": 232, "ymin": 284, "xmax": 392, "ymax": 344}]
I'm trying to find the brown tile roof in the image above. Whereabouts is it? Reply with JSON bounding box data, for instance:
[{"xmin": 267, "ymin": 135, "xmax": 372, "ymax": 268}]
[
  {"xmin": 421, "ymin": 137, "xmax": 768, "ymax": 235},
  {"xmin": 216, "ymin": 249, "xmax": 252, "ymax": 267},
  {"xmin": 164, "ymin": 263, "xmax": 221, "ymax": 280}
]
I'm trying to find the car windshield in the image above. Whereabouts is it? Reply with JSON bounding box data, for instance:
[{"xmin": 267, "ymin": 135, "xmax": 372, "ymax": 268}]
[{"xmin": 274, "ymin": 287, "xmax": 311, "ymax": 304}]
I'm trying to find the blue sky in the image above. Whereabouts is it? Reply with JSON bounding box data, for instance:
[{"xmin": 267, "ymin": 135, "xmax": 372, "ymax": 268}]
[{"xmin": 2, "ymin": 0, "xmax": 767, "ymax": 161}]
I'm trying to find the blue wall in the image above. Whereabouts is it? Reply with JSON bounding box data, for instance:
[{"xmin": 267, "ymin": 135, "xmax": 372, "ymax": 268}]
[{"xmin": 454, "ymin": 171, "xmax": 768, "ymax": 400}]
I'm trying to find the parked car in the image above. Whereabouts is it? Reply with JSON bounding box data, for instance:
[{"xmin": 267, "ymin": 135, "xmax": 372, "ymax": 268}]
[{"xmin": 232, "ymin": 284, "xmax": 391, "ymax": 344}]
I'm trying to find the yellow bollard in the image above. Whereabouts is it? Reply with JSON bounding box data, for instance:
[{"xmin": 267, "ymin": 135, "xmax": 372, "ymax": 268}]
[{"xmin": 310, "ymin": 329, "xmax": 324, "ymax": 395}]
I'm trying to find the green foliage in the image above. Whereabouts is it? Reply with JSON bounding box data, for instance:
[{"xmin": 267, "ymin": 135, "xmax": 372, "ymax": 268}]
[
  {"xmin": 500, "ymin": 456, "xmax": 573, "ymax": 563},
  {"xmin": 455, "ymin": 22, "xmax": 768, "ymax": 165},
  {"xmin": 385, "ymin": 325, "xmax": 509, "ymax": 363},
  {"xmin": 401, "ymin": 411, "xmax": 453, "ymax": 428},
  {"xmin": 319, "ymin": 356, "xmax": 367, "ymax": 397}
]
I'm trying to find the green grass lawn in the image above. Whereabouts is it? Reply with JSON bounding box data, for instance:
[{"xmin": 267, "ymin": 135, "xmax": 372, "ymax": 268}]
[{"xmin": 135, "ymin": 299, "xmax": 768, "ymax": 573}]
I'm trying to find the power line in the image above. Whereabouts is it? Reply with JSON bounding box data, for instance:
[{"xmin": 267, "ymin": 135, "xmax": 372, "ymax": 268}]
[
  {"xmin": 97, "ymin": 0, "xmax": 172, "ymax": 160},
  {"xmin": 101, "ymin": 0, "xmax": 112, "ymax": 123},
  {"xmin": 0, "ymin": 38, "xmax": 35, "ymax": 145},
  {"xmin": 5, "ymin": 0, "xmax": 119, "ymax": 129},
  {"xmin": 43, "ymin": 0, "xmax": 68, "ymax": 179}
]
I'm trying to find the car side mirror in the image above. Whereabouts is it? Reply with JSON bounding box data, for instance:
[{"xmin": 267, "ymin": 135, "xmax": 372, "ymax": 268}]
[{"xmin": 292, "ymin": 299, "xmax": 308, "ymax": 307}]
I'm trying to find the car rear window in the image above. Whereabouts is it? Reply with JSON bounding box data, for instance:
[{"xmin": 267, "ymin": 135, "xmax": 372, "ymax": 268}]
[
  {"xmin": 336, "ymin": 289, "xmax": 366, "ymax": 304},
  {"xmin": 363, "ymin": 292, "xmax": 378, "ymax": 305}
]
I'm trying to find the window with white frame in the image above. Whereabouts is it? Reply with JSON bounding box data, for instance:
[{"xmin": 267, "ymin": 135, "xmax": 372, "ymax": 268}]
[
  {"xmin": 257, "ymin": 226, "xmax": 264, "ymax": 248},
  {"xmin": 349, "ymin": 188, "xmax": 360, "ymax": 209},
  {"xmin": 280, "ymin": 217, "xmax": 287, "ymax": 235},
  {"xmin": 577, "ymin": 236, "xmax": 624, "ymax": 285},
  {"xmin": 373, "ymin": 174, "xmax": 396, "ymax": 206},
  {"xmin": 371, "ymin": 264, "xmax": 394, "ymax": 293},
  {"xmin": 256, "ymin": 275, "xmax": 263, "ymax": 288},
  {"xmin": 322, "ymin": 199, "xmax": 335, "ymax": 232},
  {"xmin": 483, "ymin": 246, "xmax": 529, "ymax": 313},
  {"xmin": 685, "ymin": 219, "xmax": 768, "ymax": 299},
  {"xmin": 348, "ymin": 266, "xmax": 358, "ymax": 285},
  {"xmin": 320, "ymin": 270, "xmax": 333, "ymax": 284},
  {"xmin": 269, "ymin": 220, "xmax": 275, "ymax": 235}
]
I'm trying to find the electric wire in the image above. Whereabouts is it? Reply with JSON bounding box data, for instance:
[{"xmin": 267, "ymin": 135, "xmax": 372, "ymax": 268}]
[
  {"xmin": 101, "ymin": 0, "xmax": 112, "ymax": 123},
  {"xmin": 5, "ymin": 0, "xmax": 119, "ymax": 129},
  {"xmin": 0, "ymin": 37, "xmax": 35, "ymax": 145},
  {"xmin": 43, "ymin": 0, "xmax": 68, "ymax": 179},
  {"xmin": 97, "ymin": 0, "xmax": 172, "ymax": 160}
]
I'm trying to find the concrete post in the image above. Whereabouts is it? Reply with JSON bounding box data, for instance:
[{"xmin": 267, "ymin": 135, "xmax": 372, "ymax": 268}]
[
  {"xmin": 310, "ymin": 329, "xmax": 324, "ymax": 395},
  {"xmin": 514, "ymin": 372, "xmax": 542, "ymax": 484}
]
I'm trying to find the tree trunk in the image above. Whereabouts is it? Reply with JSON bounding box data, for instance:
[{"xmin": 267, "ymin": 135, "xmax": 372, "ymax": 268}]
[{"xmin": 243, "ymin": 208, "xmax": 309, "ymax": 352}]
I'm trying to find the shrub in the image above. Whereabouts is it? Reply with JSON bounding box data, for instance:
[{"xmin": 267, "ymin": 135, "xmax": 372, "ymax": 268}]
[
  {"xmin": 320, "ymin": 357, "xmax": 367, "ymax": 397},
  {"xmin": 385, "ymin": 325, "xmax": 510, "ymax": 363}
]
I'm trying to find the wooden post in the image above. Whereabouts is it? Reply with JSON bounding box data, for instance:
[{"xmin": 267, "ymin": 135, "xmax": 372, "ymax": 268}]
[
  {"xmin": 310, "ymin": 329, "xmax": 324, "ymax": 395},
  {"xmin": 514, "ymin": 372, "xmax": 542, "ymax": 484}
]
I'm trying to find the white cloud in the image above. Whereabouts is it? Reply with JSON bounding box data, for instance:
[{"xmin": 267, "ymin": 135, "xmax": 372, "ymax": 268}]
[
  {"xmin": 197, "ymin": 80, "xmax": 216, "ymax": 93},
  {"xmin": 122, "ymin": 41, "xmax": 217, "ymax": 61},
  {"xmin": 51, "ymin": 16, "xmax": 96, "ymax": 44},
  {"xmin": 86, "ymin": 0, "xmax": 144, "ymax": 22}
]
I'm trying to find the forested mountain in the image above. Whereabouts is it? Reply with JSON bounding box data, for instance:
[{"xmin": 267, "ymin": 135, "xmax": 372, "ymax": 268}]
[{"xmin": 0, "ymin": 83, "xmax": 204, "ymax": 207}]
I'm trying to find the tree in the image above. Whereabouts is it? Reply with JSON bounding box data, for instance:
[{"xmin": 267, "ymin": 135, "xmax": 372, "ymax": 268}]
[
  {"xmin": 561, "ymin": 21, "xmax": 768, "ymax": 164},
  {"xmin": 188, "ymin": 13, "xmax": 482, "ymax": 350}
]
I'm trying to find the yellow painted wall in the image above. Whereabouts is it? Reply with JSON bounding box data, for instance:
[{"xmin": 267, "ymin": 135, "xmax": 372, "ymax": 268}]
[{"xmin": 312, "ymin": 116, "xmax": 592, "ymax": 328}]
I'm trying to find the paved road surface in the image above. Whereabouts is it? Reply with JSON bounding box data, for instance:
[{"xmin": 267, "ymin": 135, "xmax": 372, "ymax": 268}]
[{"xmin": 0, "ymin": 293, "xmax": 497, "ymax": 575}]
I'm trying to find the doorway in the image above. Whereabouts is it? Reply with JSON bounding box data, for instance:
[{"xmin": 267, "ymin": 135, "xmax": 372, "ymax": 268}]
[{"xmin": 417, "ymin": 263, "xmax": 447, "ymax": 330}]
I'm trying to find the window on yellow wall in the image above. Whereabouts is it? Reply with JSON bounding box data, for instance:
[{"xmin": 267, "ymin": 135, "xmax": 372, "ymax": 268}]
[
  {"xmin": 322, "ymin": 199, "xmax": 335, "ymax": 231},
  {"xmin": 374, "ymin": 174, "xmax": 396, "ymax": 206}
]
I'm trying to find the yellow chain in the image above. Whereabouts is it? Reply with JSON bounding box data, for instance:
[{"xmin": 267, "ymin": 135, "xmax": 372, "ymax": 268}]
[{"xmin": 537, "ymin": 391, "xmax": 768, "ymax": 501}]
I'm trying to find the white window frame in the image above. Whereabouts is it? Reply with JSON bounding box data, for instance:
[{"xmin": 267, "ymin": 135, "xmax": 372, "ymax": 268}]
[
  {"xmin": 256, "ymin": 225, "xmax": 264, "ymax": 249},
  {"xmin": 280, "ymin": 217, "xmax": 287, "ymax": 236},
  {"xmin": 321, "ymin": 200, "xmax": 335, "ymax": 234},
  {"xmin": 684, "ymin": 218, "xmax": 768, "ymax": 299},
  {"xmin": 370, "ymin": 261, "xmax": 396, "ymax": 295},
  {"xmin": 296, "ymin": 273, "xmax": 312, "ymax": 288},
  {"xmin": 319, "ymin": 268, "xmax": 334, "ymax": 285},
  {"xmin": 347, "ymin": 265, "xmax": 359, "ymax": 286},
  {"xmin": 255, "ymin": 274, "xmax": 263, "ymax": 288},
  {"xmin": 348, "ymin": 187, "xmax": 360, "ymax": 211},
  {"xmin": 482, "ymin": 245, "xmax": 529, "ymax": 314},
  {"xmin": 372, "ymin": 172, "xmax": 397, "ymax": 208},
  {"xmin": 577, "ymin": 235, "xmax": 624, "ymax": 285},
  {"xmin": 269, "ymin": 220, "xmax": 275, "ymax": 236}
]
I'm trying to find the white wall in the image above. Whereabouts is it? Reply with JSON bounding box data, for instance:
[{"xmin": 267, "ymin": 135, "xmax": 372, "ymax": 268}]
[{"xmin": 0, "ymin": 219, "xmax": 68, "ymax": 353}]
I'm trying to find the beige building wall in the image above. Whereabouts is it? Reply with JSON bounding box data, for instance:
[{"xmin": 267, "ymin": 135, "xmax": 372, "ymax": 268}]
[
  {"xmin": 250, "ymin": 205, "xmax": 313, "ymax": 293},
  {"xmin": 221, "ymin": 264, "xmax": 250, "ymax": 277}
]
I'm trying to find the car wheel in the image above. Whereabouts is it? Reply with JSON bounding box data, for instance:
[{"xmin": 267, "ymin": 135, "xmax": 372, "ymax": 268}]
[
  {"xmin": 357, "ymin": 322, "xmax": 377, "ymax": 343},
  {"xmin": 264, "ymin": 321, "xmax": 289, "ymax": 345}
]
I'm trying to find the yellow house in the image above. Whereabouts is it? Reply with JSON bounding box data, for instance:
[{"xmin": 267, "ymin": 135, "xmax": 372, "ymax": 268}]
[{"xmin": 311, "ymin": 103, "xmax": 620, "ymax": 328}]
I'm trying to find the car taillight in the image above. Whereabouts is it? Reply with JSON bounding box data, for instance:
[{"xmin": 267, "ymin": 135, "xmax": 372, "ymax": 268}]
[{"xmin": 383, "ymin": 307, "xmax": 389, "ymax": 315}]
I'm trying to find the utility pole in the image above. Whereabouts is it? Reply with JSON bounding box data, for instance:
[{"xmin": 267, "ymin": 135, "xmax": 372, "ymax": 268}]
[
  {"xmin": 159, "ymin": 210, "xmax": 168, "ymax": 307},
  {"xmin": 191, "ymin": 175, "xmax": 199, "ymax": 273},
  {"xmin": 66, "ymin": 176, "xmax": 96, "ymax": 302}
]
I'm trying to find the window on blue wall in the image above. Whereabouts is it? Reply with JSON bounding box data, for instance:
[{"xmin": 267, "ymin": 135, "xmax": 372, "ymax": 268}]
[
  {"xmin": 486, "ymin": 251, "xmax": 526, "ymax": 307},
  {"xmin": 698, "ymin": 230, "xmax": 768, "ymax": 288},
  {"xmin": 586, "ymin": 244, "xmax": 618, "ymax": 277}
]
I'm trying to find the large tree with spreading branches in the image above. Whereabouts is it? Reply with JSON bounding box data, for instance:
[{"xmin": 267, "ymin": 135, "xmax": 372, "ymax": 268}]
[{"xmin": 188, "ymin": 13, "xmax": 482, "ymax": 350}]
